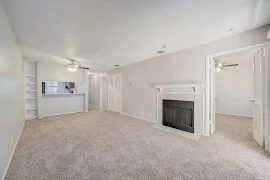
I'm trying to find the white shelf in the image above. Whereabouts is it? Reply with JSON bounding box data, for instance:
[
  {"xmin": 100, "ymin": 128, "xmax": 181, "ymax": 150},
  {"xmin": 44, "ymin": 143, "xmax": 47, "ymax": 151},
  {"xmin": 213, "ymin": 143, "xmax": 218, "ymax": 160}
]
[
  {"xmin": 25, "ymin": 75, "xmax": 36, "ymax": 77},
  {"xmin": 153, "ymin": 84, "xmax": 205, "ymax": 92},
  {"xmin": 25, "ymin": 60, "xmax": 38, "ymax": 120},
  {"xmin": 26, "ymin": 97, "xmax": 37, "ymax": 99},
  {"xmin": 26, "ymin": 108, "xmax": 37, "ymax": 110}
]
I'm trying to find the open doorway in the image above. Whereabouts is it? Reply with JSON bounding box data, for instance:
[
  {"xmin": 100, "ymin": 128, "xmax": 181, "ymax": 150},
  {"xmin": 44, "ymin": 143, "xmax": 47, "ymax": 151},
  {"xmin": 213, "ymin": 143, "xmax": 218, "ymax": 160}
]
[
  {"xmin": 215, "ymin": 49, "xmax": 257, "ymax": 117},
  {"xmin": 205, "ymin": 43, "xmax": 269, "ymax": 150},
  {"xmin": 214, "ymin": 48, "xmax": 263, "ymax": 146}
]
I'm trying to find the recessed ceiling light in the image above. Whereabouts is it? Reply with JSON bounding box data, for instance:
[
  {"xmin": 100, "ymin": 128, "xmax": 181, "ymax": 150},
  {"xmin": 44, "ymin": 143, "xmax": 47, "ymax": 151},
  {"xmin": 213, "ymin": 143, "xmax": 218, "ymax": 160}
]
[
  {"xmin": 115, "ymin": 65, "xmax": 120, "ymax": 67},
  {"xmin": 157, "ymin": 50, "xmax": 166, "ymax": 54}
]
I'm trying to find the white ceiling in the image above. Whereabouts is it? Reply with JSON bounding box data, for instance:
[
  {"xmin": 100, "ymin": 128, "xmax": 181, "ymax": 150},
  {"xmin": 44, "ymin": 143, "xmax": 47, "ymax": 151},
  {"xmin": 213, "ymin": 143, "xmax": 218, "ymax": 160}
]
[{"xmin": 2, "ymin": 0, "xmax": 270, "ymax": 71}]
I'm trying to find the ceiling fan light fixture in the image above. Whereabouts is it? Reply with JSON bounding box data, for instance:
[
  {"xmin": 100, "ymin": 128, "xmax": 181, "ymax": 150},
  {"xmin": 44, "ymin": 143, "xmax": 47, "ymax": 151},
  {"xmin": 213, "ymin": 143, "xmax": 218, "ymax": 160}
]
[
  {"xmin": 67, "ymin": 66, "xmax": 78, "ymax": 72},
  {"xmin": 217, "ymin": 63, "xmax": 223, "ymax": 68},
  {"xmin": 216, "ymin": 67, "xmax": 222, "ymax": 73}
]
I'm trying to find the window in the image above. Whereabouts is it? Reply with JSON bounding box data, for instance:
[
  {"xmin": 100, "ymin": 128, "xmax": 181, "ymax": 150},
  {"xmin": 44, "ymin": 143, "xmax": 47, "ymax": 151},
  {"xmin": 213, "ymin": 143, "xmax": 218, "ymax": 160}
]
[{"xmin": 46, "ymin": 81, "xmax": 58, "ymax": 93}]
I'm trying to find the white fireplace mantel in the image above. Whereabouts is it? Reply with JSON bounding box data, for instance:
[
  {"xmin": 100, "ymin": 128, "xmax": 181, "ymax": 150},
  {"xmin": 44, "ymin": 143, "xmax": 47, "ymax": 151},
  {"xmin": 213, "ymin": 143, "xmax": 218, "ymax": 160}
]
[{"xmin": 153, "ymin": 84, "xmax": 205, "ymax": 92}]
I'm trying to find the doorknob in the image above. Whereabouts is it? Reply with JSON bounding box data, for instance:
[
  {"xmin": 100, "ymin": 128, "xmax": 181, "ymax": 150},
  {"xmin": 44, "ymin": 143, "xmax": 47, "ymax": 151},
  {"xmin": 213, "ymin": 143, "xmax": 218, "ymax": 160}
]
[{"xmin": 250, "ymin": 100, "xmax": 255, "ymax": 103}]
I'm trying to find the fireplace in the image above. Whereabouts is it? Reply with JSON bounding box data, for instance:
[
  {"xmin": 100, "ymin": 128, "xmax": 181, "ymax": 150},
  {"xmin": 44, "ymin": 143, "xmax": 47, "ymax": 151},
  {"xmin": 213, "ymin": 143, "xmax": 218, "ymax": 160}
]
[{"xmin": 163, "ymin": 100, "xmax": 194, "ymax": 133}]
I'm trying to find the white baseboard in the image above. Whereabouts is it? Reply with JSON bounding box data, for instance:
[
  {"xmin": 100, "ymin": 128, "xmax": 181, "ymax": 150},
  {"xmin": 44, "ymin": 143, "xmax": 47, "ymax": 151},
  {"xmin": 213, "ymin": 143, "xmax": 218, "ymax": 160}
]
[
  {"xmin": 40, "ymin": 111, "xmax": 85, "ymax": 119},
  {"xmin": 25, "ymin": 117, "xmax": 38, "ymax": 121},
  {"xmin": 89, "ymin": 104, "xmax": 101, "ymax": 108},
  {"xmin": 216, "ymin": 112, "xmax": 252, "ymax": 118},
  {"xmin": 266, "ymin": 141, "xmax": 270, "ymax": 153},
  {"xmin": 121, "ymin": 113, "xmax": 157, "ymax": 123},
  {"xmin": 1, "ymin": 120, "xmax": 25, "ymax": 180}
]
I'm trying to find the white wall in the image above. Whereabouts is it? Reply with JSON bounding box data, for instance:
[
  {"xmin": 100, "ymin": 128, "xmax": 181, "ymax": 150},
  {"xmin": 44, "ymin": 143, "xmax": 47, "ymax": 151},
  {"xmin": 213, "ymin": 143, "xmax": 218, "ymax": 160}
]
[
  {"xmin": 0, "ymin": 2, "xmax": 24, "ymax": 179},
  {"xmin": 88, "ymin": 73, "xmax": 101, "ymax": 107},
  {"xmin": 105, "ymin": 25, "xmax": 270, "ymax": 122},
  {"xmin": 37, "ymin": 62, "xmax": 88, "ymax": 117},
  {"xmin": 215, "ymin": 53, "xmax": 254, "ymax": 117}
]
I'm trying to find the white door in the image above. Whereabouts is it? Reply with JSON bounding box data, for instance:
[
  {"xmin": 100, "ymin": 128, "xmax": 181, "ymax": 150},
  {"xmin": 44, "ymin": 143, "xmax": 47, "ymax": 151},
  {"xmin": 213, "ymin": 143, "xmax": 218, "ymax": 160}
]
[
  {"xmin": 108, "ymin": 76, "xmax": 115, "ymax": 111},
  {"xmin": 252, "ymin": 48, "xmax": 265, "ymax": 147},
  {"xmin": 108, "ymin": 74, "xmax": 122, "ymax": 113},
  {"xmin": 100, "ymin": 77, "xmax": 107, "ymax": 109},
  {"xmin": 210, "ymin": 58, "xmax": 216, "ymax": 134}
]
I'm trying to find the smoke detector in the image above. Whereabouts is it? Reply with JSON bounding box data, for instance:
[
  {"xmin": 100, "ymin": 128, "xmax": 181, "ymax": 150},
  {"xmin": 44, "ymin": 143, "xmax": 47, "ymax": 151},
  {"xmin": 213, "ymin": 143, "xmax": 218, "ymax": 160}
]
[
  {"xmin": 157, "ymin": 50, "xmax": 166, "ymax": 54},
  {"xmin": 163, "ymin": 44, "xmax": 170, "ymax": 48}
]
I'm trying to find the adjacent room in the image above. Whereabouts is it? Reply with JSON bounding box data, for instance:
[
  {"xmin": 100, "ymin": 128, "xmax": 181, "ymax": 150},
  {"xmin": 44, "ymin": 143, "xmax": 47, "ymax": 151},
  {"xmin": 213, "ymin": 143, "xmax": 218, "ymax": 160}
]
[
  {"xmin": 1, "ymin": 0, "xmax": 270, "ymax": 180},
  {"xmin": 214, "ymin": 48, "xmax": 262, "ymax": 146}
]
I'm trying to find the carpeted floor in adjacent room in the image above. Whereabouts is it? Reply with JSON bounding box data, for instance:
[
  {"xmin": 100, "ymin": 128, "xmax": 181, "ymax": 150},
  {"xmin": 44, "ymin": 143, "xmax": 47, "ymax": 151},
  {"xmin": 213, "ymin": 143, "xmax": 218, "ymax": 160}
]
[{"xmin": 5, "ymin": 109, "xmax": 270, "ymax": 180}]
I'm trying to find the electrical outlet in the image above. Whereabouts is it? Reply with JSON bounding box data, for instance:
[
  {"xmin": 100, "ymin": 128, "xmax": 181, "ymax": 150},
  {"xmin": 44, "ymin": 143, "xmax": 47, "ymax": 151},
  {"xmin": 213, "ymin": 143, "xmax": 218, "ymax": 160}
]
[
  {"xmin": 134, "ymin": 109, "xmax": 137, "ymax": 113},
  {"xmin": 11, "ymin": 135, "xmax": 14, "ymax": 145},
  {"xmin": 71, "ymin": 106, "xmax": 74, "ymax": 110},
  {"xmin": 141, "ymin": 111, "xmax": 144, "ymax": 115},
  {"xmin": 149, "ymin": 113, "xmax": 151, "ymax": 117}
]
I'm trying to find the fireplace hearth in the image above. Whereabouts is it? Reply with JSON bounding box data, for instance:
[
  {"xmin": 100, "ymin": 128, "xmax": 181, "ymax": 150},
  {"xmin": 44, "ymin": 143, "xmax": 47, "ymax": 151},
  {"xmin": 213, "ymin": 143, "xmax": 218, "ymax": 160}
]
[{"xmin": 163, "ymin": 100, "xmax": 194, "ymax": 133}]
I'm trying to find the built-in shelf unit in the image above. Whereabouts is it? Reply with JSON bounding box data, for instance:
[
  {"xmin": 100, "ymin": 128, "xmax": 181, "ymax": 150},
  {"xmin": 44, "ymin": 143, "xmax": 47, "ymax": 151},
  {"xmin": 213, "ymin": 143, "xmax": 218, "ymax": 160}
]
[{"xmin": 24, "ymin": 60, "xmax": 38, "ymax": 120}]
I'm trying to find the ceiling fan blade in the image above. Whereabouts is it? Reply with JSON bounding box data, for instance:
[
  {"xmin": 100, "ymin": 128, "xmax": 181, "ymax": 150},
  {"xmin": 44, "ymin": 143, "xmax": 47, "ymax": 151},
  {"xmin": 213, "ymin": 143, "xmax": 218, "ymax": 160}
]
[
  {"xmin": 223, "ymin": 64, "xmax": 238, "ymax": 67},
  {"xmin": 78, "ymin": 67, "xmax": 89, "ymax": 69},
  {"xmin": 66, "ymin": 58, "xmax": 89, "ymax": 69}
]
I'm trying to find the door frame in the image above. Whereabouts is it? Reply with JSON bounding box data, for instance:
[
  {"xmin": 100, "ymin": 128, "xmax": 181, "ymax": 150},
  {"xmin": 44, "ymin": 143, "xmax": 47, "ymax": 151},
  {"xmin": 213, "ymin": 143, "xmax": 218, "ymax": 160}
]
[
  {"xmin": 99, "ymin": 76, "xmax": 108, "ymax": 109},
  {"xmin": 107, "ymin": 73, "xmax": 122, "ymax": 113},
  {"xmin": 205, "ymin": 42, "xmax": 270, "ymax": 151}
]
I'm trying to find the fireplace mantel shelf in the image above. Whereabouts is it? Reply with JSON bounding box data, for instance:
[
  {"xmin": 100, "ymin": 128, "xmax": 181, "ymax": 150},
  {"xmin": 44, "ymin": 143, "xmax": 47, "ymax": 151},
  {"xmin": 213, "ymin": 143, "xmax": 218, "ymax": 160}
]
[{"xmin": 153, "ymin": 84, "xmax": 205, "ymax": 92}]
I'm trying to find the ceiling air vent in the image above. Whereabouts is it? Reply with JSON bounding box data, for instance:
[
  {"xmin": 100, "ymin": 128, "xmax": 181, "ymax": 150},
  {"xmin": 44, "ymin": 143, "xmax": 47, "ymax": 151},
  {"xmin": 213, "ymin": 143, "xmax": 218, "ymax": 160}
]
[{"xmin": 157, "ymin": 50, "xmax": 166, "ymax": 54}]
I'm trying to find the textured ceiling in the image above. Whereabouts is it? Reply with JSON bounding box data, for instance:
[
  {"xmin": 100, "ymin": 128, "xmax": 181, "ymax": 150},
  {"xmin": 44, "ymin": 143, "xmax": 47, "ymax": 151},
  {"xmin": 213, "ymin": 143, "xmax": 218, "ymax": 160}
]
[{"xmin": 2, "ymin": 0, "xmax": 270, "ymax": 71}]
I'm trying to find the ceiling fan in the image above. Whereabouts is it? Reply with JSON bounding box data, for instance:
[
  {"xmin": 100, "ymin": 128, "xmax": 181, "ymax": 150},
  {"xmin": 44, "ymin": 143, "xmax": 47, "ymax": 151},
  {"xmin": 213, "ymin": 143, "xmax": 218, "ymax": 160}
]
[
  {"xmin": 67, "ymin": 59, "xmax": 89, "ymax": 72},
  {"xmin": 215, "ymin": 61, "xmax": 238, "ymax": 73}
]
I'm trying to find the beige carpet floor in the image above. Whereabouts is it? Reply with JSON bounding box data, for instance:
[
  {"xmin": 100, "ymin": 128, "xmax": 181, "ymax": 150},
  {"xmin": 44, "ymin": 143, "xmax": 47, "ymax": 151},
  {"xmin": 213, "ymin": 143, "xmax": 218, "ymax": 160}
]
[{"xmin": 5, "ymin": 110, "xmax": 270, "ymax": 180}]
